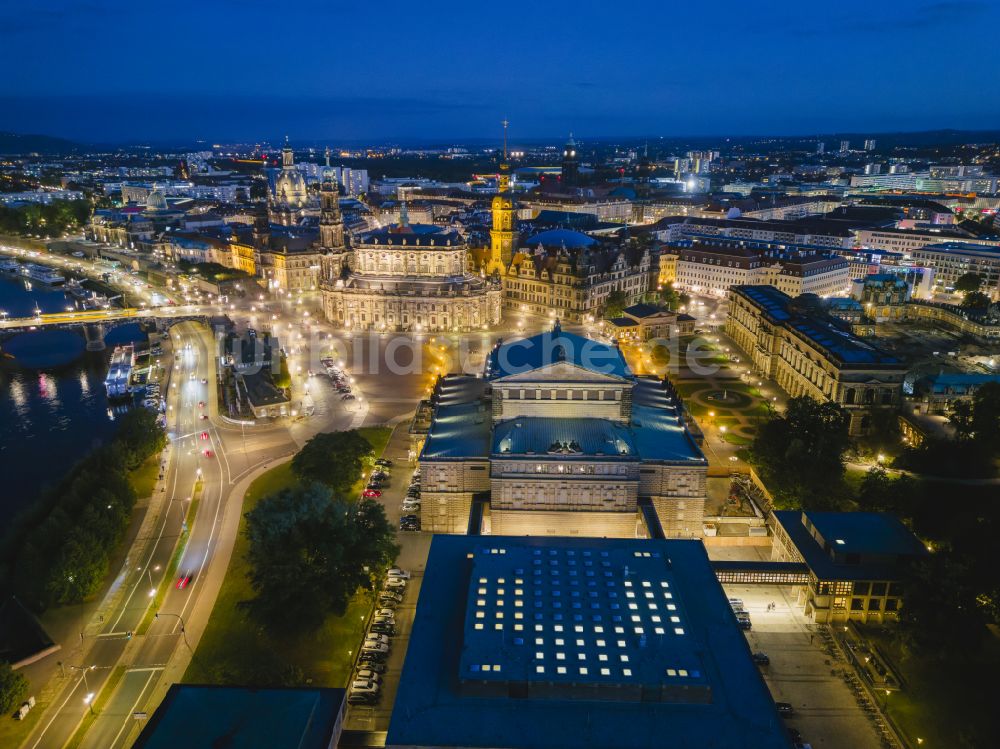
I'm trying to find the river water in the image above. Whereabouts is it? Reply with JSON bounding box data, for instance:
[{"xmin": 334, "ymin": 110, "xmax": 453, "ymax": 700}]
[{"xmin": 0, "ymin": 272, "xmax": 146, "ymax": 523}]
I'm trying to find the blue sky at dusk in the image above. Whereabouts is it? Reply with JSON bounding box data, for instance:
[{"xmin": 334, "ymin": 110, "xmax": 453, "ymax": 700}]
[{"xmin": 1, "ymin": 0, "xmax": 998, "ymax": 143}]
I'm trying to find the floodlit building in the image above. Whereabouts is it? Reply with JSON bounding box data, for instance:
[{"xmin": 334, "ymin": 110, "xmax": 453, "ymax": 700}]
[
  {"xmin": 770, "ymin": 511, "xmax": 927, "ymax": 624},
  {"xmin": 386, "ymin": 535, "xmax": 792, "ymax": 749},
  {"xmin": 320, "ymin": 207, "xmax": 501, "ymax": 332},
  {"xmin": 418, "ymin": 324, "xmax": 708, "ymax": 536},
  {"xmin": 726, "ymin": 286, "xmax": 907, "ymax": 434},
  {"xmin": 601, "ymin": 303, "xmax": 696, "ymax": 341}
]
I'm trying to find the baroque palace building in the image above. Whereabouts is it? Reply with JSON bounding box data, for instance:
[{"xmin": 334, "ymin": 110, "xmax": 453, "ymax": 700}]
[
  {"xmin": 320, "ymin": 202, "xmax": 501, "ymax": 332},
  {"xmin": 415, "ymin": 323, "xmax": 708, "ymax": 537}
]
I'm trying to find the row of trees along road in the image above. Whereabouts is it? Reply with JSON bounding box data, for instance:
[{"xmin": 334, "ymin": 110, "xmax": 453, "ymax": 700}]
[
  {"xmin": 242, "ymin": 430, "xmax": 398, "ymax": 632},
  {"xmin": 2, "ymin": 409, "xmax": 165, "ymax": 610}
]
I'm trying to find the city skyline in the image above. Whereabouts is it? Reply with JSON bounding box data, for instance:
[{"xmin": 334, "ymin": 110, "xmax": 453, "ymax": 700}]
[{"xmin": 2, "ymin": 0, "xmax": 999, "ymax": 142}]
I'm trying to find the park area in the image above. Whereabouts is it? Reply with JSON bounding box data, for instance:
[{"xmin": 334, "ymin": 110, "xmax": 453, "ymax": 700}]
[{"xmin": 183, "ymin": 426, "xmax": 391, "ymax": 688}]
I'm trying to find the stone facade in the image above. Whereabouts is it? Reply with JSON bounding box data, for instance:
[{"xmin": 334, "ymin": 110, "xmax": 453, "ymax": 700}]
[
  {"xmin": 417, "ymin": 327, "xmax": 708, "ymax": 537},
  {"xmin": 320, "ymin": 220, "xmax": 501, "ymax": 332},
  {"xmin": 726, "ymin": 285, "xmax": 907, "ymax": 435}
]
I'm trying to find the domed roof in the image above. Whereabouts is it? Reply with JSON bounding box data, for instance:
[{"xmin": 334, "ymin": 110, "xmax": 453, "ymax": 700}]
[
  {"xmin": 274, "ymin": 168, "xmax": 308, "ymax": 208},
  {"xmin": 145, "ymin": 190, "xmax": 168, "ymax": 212},
  {"xmin": 525, "ymin": 228, "xmax": 597, "ymax": 249}
]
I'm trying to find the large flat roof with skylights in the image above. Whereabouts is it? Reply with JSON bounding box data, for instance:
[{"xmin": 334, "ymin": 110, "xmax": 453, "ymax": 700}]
[{"xmin": 386, "ymin": 536, "xmax": 791, "ymax": 749}]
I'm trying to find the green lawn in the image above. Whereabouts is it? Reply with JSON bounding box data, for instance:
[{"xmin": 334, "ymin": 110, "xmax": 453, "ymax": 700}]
[
  {"xmin": 861, "ymin": 626, "xmax": 1000, "ymax": 747},
  {"xmin": 183, "ymin": 427, "xmax": 391, "ymax": 688},
  {"xmin": 128, "ymin": 454, "xmax": 161, "ymax": 499},
  {"xmin": 723, "ymin": 432, "xmax": 752, "ymax": 446}
]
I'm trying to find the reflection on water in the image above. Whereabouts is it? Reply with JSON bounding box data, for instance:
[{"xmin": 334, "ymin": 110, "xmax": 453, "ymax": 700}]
[{"xmin": 0, "ymin": 276, "xmax": 147, "ymax": 523}]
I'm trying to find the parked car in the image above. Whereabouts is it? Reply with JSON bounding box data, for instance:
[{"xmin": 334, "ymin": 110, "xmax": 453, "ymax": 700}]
[
  {"xmin": 374, "ymin": 608, "xmax": 396, "ymax": 620},
  {"xmin": 359, "ymin": 651, "xmax": 388, "ymax": 665},
  {"xmin": 347, "ymin": 692, "xmax": 378, "ymax": 706},
  {"xmin": 355, "ymin": 668, "xmax": 383, "ymax": 683},
  {"xmin": 361, "ymin": 642, "xmax": 389, "ymax": 656},
  {"xmin": 371, "ymin": 470, "xmax": 389, "ymax": 481},
  {"xmin": 400, "ymin": 520, "xmax": 421, "ymax": 532},
  {"xmin": 384, "ymin": 577, "xmax": 407, "ymax": 590},
  {"xmin": 351, "ymin": 679, "xmax": 380, "ymax": 695},
  {"xmin": 402, "ymin": 501, "xmax": 420, "ymax": 511},
  {"xmin": 370, "ymin": 622, "xmax": 396, "ymax": 636},
  {"xmin": 386, "ymin": 568, "xmax": 410, "ymax": 580},
  {"xmin": 775, "ymin": 702, "xmax": 794, "ymax": 716},
  {"xmin": 375, "ymin": 458, "xmax": 393, "ymax": 467},
  {"xmin": 752, "ymin": 652, "xmax": 770, "ymax": 666},
  {"xmin": 364, "ymin": 633, "xmax": 391, "ymax": 645},
  {"xmin": 362, "ymin": 489, "xmax": 382, "ymax": 498},
  {"xmin": 357, "ymin": 661, "xmax": 386, "ymax": 674}
]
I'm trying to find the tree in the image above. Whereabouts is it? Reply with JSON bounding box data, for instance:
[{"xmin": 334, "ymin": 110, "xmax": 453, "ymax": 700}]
[
  {"xmin": 0, "ymin": 662, "xmax": 29, "ymax": 714},
  {"xmin": 291, "ymin": 430, "xmax": 374, "ymax": 495},
  {"xmin": 243, "ymin": 485, "xmax": 398, "ymax": 631},
  {"xmin": 856, "ymin": 465, "xmax": 915, "ymax": 513},
  {"xmin": 898, "ymin": 551, "xmax": 990, "ymax": 657},
  {"xmin": 749, "ymin": 396, "xmax": 851, "ymax": 508},
  {"xmin": 604, "ymin": 290, "xmax": 627, "ymax": 318},
  {"xmin": 953, "ymin": 272, "xmax": 982, "ymax": 293},
  {"xmin": 961, "ymin": 290, "xmax": 991, "ymax": 309},
  {"xmin": 114, "ymin": 408, "xmax": 166, "ymax": 469}
]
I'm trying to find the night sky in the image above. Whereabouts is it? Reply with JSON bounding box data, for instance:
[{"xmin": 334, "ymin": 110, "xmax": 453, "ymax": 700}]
[{"xmin": 2, "ymin": 0, "xmax": 998, "ymax": 143}]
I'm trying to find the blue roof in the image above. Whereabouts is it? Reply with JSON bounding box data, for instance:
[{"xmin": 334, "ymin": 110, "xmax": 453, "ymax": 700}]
[
  {"xmin": 525, "ymin": 228, "xmax": 598, "ymax": 249},
  {"xmin": 773, "ymin": 511, "xmax": 927, "ymax": 582},
  {"xmin": 493, "ymin": 417, "xmax": 636, "ymax": 458},
  {"xmin": 134, "ymin": 685, "xmax": 344, "ymax": 749},
  {"xmin": 421, "ymin": 378, "xmax": 492, "ymax": 461},
  {"xmin": 485, "ymin": 325, "xmax": 631, "ymax": 380},
  {"xmin": 387, "ymin": 536, "xmax": 791, "ymax": 749},
  {"xmin": 631, "ymin": 379, "xmax": 707, "ymax": 463}
]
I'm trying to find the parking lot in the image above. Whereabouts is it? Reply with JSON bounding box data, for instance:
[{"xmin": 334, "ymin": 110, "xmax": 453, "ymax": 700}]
[
  {"xmin": 345, "ymin": 424, "xmax": 432, "ymax": 732},
  {"xmin": 722, "ymin": 583, "xmax": 888, "ymax": 749}
]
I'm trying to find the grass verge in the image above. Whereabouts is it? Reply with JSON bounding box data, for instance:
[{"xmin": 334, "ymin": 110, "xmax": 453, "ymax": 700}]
[
  {"xmin": 63, "ymin": 665, "xmax": 127, "ymax": 749},
  {"xmin": 136, "ymin": 487, "xmax": 201, "ymax": 636},
  {"xmin": 128, "ymin": 454, "xmax": 161, "ymax": 499},
  {"xmin": 860, "ymin": 625, "xmax": 1000, "ymax": 747},
  {"xmin": 182, "ymin": 426, "xmax": 391, "ymax": 688}
]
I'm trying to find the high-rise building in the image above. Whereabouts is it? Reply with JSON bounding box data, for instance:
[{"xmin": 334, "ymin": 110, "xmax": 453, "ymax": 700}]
[
  {"xmin": 864, "ymin": 139, "xmax": 877, "ymax": 151},
  {"xmin": 839, "ymin": 140, "xmax": 851, "ymax": 154},
  {"xmin": 816, "ymin": 141, "xmax": 825, "ymax": 155}
]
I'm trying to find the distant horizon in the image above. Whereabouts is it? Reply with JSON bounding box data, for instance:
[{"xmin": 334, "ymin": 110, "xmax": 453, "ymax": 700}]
[{"xmin": 3, "ymin": 124, "xmax": 999, "ymax": 152}]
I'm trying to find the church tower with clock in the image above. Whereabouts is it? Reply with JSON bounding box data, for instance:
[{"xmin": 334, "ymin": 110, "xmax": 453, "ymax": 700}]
[{"xmin": 487, "ymin": 120, "xmax": 516, "ymax": 275}]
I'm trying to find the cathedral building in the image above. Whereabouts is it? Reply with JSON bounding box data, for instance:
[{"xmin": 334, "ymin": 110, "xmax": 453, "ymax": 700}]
[
  {"xmin": 320, "ymin": 203, "xmax": 501, "ymax": 332},
  {"xmin": 268, "ymin": 138, "xmax": 312, "ymax": 226}
]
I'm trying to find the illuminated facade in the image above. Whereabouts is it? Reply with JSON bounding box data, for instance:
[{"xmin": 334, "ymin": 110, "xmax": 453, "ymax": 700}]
[
  {"xmin": 418, "ymin": 325, "xmax": 708, "ymax": 537},
  {"xmin": 320, "ymin": 208, "xmax": 501, "ymax": 332}
]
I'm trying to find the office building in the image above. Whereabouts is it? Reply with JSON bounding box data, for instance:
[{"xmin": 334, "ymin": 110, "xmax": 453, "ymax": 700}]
[
  {"xmin": 770, "ymin": 511, "xmax": 927, "ymax": 624},
  {"xmin": 726, "ymin": 286, "xmax": 907, "ymax": 434}
]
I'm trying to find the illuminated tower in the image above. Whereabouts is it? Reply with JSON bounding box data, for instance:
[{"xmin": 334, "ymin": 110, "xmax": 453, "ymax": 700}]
[
  {"xmin": 561, "ymin": 133, "xmax": 579, "ymax": 186},
  {"xmin": 488, "ymin": 119, "xmax": 516, "ymax": 274},
  {"xmin": 319, "ymin": 146, "xmax": 345, "ymax": 250}
]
